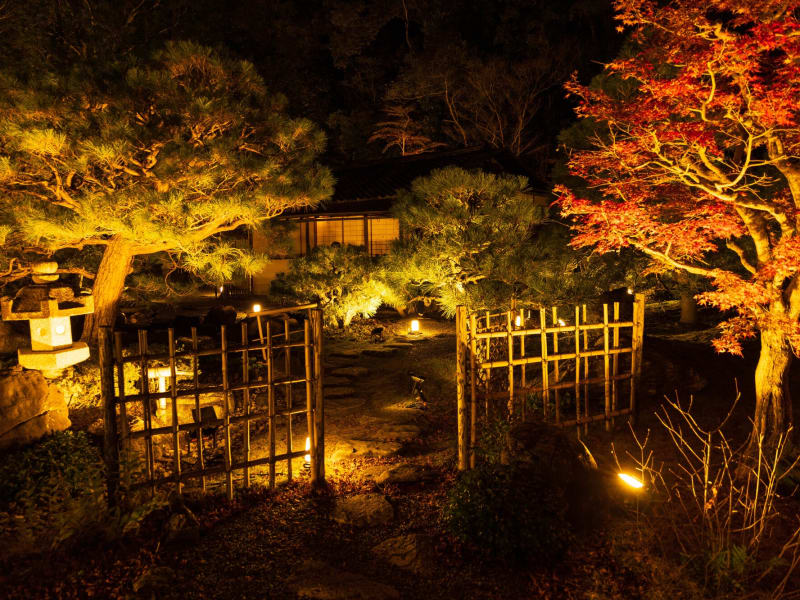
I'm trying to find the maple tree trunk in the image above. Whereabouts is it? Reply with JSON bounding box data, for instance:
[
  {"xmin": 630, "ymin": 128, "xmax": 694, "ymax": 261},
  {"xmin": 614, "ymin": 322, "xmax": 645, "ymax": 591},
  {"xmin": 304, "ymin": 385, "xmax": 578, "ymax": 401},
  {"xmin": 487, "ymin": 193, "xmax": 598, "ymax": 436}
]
[
  {"xmin": 748, "ymin": 327, "xmax": 794, "ymax": 453},
  {"xmin": 679, "ymin": 291, "xmax": 698, "ymax": 326},
  {"xmin": 81, "ymin": 237, "xmax": 135, "ymax": 346}
]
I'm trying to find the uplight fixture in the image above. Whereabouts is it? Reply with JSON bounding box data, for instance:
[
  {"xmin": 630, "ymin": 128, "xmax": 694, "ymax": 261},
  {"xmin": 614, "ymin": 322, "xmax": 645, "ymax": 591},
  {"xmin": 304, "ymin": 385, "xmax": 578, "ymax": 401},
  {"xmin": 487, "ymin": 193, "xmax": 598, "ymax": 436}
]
[
  {"xmin": 618, "ymin": 472, "xmax": 644, "ymax": 490},
  {"xmin": 410, "ymin": 319, "xmax": 420, "ymax": 333}
]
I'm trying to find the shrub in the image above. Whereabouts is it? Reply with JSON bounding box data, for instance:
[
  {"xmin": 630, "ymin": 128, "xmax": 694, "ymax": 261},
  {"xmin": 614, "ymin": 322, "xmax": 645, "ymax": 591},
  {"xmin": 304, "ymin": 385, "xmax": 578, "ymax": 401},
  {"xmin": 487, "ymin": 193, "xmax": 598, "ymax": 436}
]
[
  {"xmin": 444, "ymin": 461, "xmax": 572, "ymax": 564},
  {"xmin": 273, "ymin": 244, "xmax": 402, "ymax": 327}
]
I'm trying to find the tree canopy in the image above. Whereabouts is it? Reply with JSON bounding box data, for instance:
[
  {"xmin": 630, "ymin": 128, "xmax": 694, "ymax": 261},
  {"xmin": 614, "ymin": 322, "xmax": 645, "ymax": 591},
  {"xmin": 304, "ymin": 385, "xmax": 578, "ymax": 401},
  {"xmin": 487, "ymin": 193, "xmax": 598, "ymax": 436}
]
[
  {"xmin": 0, "ymin": 41, "xmax": 332, "ymax": 341},
  {"xmin": 557, "ymin": 0, "xmax": 800, "ymax": 444}
]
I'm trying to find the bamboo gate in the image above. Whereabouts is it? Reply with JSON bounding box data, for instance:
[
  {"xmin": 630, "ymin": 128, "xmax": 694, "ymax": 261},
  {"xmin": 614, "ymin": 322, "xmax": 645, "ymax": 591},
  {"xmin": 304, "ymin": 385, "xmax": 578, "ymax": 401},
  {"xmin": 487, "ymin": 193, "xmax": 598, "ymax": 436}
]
[
  {"xmin": 99, "ymin": 304, "xmax": 325, "ymax": 502},
  {"xmin": 455, "ymin": 294, "xmax": 645, "ymax": 470}
]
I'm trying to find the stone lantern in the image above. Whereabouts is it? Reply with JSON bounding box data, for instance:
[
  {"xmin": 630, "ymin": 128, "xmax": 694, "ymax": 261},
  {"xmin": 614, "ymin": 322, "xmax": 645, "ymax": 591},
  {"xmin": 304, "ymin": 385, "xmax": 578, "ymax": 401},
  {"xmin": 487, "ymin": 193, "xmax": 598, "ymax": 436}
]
[{"xmin": 0, "ymin": 262, "xmax": 94, "ymax": 377}]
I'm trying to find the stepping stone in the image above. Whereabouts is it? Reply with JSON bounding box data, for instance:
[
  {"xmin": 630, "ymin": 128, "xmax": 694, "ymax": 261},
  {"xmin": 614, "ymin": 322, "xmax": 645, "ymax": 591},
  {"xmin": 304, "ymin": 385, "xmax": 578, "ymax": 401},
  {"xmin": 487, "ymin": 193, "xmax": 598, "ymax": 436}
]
[
  {"xmin": 329, "ymin": 438, "xmax": 402, "ymax": 461},
  {"xmin": 324, "ymin": 376, "xmax": 353, "ymax": 386},
  {"xmin": 330, "ymin": 366, "xmax": 369, "ymax": 377},
  {"xmin": 333, "ymin": 493, "xmax": 394, "ymax": 527},
  {"xmin": 329, "ymin": 349, "xmax": 362, "ymax": 358},
  {"xmin": 372, "ymin": 424, "xmax": 422, "ymax": 442},
  {"xmin": 326, "ymin": 397, "xmax": 364, "ymax": 410},
  {"xmin": 386, "ymin": 342, "xmax": 413, "ymax": 349},
  {"xmin": 362, "ymin": 347, "xmax": 397, "ymax": 357},
  {"xmin": 372, "ymin": 534, "xmax": 435, "ymax": 575},
  {"xmin": 288, "ymin": 560, "xmax": 400, "ymax": 600},
  {"xmin": 325, "ymin": 387, "xmax": 356, "ymax": 398},
  {"xmin": 375, "ymin": 463, "xmax": 434, "ymax": 486}
]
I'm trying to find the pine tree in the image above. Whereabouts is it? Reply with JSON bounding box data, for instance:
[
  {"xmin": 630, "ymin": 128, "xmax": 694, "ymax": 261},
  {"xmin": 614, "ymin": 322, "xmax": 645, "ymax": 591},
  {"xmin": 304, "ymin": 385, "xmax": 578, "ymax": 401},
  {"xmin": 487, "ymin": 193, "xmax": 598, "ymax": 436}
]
[{"xmin": 0, "ymin": 42, "xmax": 332, "ymax": 343}]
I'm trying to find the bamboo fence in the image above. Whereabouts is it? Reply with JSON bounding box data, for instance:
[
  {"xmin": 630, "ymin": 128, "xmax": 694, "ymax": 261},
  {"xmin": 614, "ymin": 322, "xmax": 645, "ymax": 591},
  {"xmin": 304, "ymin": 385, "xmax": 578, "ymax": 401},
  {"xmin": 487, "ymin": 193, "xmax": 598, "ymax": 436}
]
[
  {"xmin": 456, "ymin": 294, "xmax": 645, "ymax": 470},
  {"xmin": 99, "ymin": 304, "xmax": 325, "ymax": 500}
]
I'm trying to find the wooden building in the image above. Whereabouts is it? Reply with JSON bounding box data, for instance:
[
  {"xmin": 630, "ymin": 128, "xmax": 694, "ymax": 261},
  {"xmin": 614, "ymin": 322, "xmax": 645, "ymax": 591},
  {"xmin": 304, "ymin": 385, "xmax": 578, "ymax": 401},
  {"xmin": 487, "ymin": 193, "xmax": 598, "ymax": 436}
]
[{"xmin": 250, "ymin": 147, "xmax": 545, "ymax": 294}]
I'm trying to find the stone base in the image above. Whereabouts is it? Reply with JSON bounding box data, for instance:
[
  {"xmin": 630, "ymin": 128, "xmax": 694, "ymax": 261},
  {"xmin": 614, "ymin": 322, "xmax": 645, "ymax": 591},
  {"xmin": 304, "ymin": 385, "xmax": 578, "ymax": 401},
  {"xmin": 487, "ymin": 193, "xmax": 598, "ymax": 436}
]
[{"xmin": 18, "ymin": 343, "xmax": 90, "ymax": 375}]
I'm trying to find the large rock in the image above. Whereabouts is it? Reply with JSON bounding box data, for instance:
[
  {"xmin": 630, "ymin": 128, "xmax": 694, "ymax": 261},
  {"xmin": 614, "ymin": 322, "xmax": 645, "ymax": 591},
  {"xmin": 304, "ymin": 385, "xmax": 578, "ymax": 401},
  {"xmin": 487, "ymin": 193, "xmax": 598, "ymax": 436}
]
[
  {"xmin": 0, "ymin": 369, "xmax": 71, "ymax": 449},
  {"xmin": 372, "ymin": 534, "xmax": 435, "ymax": 574},
  {"xmin": 375, "ymin": 463, "xmax": 433, "ymax": 486},
  {"xmin": 333, "ymin": 493, "xmax": 394, "ymax": 527},
  {"xmin": 288, "ymin": 560, "xmax": 400, "ymax": 600}
]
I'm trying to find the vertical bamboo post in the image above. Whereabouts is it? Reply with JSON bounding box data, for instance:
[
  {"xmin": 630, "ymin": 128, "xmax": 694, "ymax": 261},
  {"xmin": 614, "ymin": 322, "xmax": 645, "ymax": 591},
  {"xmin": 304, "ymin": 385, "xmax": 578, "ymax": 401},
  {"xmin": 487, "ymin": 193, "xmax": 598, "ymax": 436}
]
[
  {"xmin": 630, "ymin": 293, "xmax": 645, "ymax": 423},
  {"xmin": 241, "ymin": 322, "xmax": 251, "ymax": 488},
  {"xmin": 137, "ymin": 330, "xmax": 155, "ymax": 493},
  {"xmin": 191, "ymin": 327, "xmax": 205, "ymax": 492},
  {"xmin": 256, "ymin": 313, "xmax": 268, "ymax": 361},
  {"xmin": 552, "ymin": 306, "xmax": 561, "ymax": 425},
  {"xmin": 99, "ymin": 327, "xmax": 119, "ymax": 506},
  {"xmin": 266, "ymin": 319, "xmax": 276, "ymax": 489},
  {"xmin": 284, "ymin": 316, "xmax": 293, "ymax": 482},
  {"xmin": 519, "ymin": 309, "xmax": 527, "ymax": 393},
  {"xmin": 221, "ymin": 325, "xmax": 233, "ymax": 501},
  {"xmin": 582, "ymin": 305, "xmax": 589, "ymax": 435},
  {"xmin": 168, "ymin": 329, "xmax": 181, "ymax": 493},
  {"xmin": 506, "ymin": 311, "xmax": 514, "ymax": 416},
  {"xmin": 484, "ymin": 310, "xmax": 491, "ymax": 419},
  {"xmin": 311, "ymin": 308, "xmax": 325, "ymax": 485},
  {"xmin": 469, "ymin": 313, "xmax": 478, "ymax": 469},
  {"xmin": 574, "ymin": 306, "xmax": 581, "ymax": 438},
  {"xmin": 538, "ymin": 308, "xmax": 549, "ymax": 419},
  {"xmin": 304, "ymin": 315, "xmax": 314, "ymax": 479},
  {"xmin": 602, "ymin": 304, "xmax": 611, "ymax": 431},
  {"xmin": 113, "ymin": 332, "xmax": 128, "ymax": 451},
  {"xmin": 456, "ymin": 306, "xmax": 468, "ymax": 471},
  {"xmin": 612, "ymin": 301, "xmax": 620, "ymax": 426}
]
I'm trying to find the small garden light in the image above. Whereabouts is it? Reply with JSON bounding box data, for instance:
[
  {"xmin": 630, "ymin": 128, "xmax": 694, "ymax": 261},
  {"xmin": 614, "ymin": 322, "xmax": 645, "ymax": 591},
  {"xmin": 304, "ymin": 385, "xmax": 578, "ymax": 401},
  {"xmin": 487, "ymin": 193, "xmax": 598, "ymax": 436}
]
[
  {"xmin": 618, "ymin": 472, "xmax": 644, "ymax": 490},
  {"xmin": 409, "ymin": 319, "xmax": 420, "ymax": 334},
  {"xmin": 515, "ymin": 314, "xmax": 522, "ymax": 328},
  {"xmin": 252, "ymin": 303, "xmax": 262, "ymax": 313},
  {"xmin": 626, "ymin": 287, "xmax": 634, "ymax": 295},
  {"xmin": 303, "ymin": 436, "xmax": 311, "ymax": 472},
  {"xmin": 557, "ymin": 318, "xmax": 566, "ymax": 327}
]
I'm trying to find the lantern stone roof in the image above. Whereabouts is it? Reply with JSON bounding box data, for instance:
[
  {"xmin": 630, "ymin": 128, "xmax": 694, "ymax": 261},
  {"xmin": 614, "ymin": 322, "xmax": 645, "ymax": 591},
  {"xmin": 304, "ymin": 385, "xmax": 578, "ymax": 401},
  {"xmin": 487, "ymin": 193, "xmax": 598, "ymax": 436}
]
[
  {"xmin": 287, "ymin": 146, "xmax": 546, "ymax": 218},
  {"xmin": 1, "ymin": 285, "xmax": 93, "ymax": 320}
]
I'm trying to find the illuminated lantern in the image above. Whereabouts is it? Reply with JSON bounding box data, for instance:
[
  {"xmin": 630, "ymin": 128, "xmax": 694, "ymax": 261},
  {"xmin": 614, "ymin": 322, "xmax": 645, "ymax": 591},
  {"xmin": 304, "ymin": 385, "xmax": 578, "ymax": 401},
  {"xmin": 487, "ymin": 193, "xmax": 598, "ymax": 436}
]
[
  {"xmin": 147, "ymin": 366, "xmax": 190, "ymax": 411},
  {"xmin": 409, "ymin": 319, "xmax": 421, "ymax": 334},
  {"xmin": 626, "ymin": 287, "xmax": 634, "ymax": 295},
  {"xmin": 0, "ymin": 262, "xmax": 93, "ymax": 377},
  {"xmin": 515, "ymin": 314, "xmax": 522, "ymax": 328},
  {"xmin": 303, "ymin": 436, "xmax": 311, "ymax": 472},
  {"xmin": 252, "ymin": 303, "xmax": 262, "ymax": 313}
]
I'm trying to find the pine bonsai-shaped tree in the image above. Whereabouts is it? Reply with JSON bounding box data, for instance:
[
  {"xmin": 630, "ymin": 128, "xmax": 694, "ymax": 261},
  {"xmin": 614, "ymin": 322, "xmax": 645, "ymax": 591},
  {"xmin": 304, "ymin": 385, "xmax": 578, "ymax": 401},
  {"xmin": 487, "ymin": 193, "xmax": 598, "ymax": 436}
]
[{"xmin": 0, "ymin": 42, "xmax": 332, "ymax": 343}]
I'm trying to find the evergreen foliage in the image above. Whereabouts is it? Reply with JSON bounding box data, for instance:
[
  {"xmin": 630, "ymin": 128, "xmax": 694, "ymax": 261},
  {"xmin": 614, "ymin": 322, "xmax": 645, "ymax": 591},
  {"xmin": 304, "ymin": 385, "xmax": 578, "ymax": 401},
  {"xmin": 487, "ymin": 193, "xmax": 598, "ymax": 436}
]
[
  {"xmin": 0, "ymin": 41, "xmax": 332, "ymax": 340},
  {"xmin": 273, "ymin": 244, "xmax": 400, "ymax": 327}
]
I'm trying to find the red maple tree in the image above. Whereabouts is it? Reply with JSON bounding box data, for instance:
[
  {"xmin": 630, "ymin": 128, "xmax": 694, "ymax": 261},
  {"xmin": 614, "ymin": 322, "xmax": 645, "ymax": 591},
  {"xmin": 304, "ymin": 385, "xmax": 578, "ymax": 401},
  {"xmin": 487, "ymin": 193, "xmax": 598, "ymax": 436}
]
[{"xmin": 557, "ymin": 0, "xmax": 800, "ymax": 447}]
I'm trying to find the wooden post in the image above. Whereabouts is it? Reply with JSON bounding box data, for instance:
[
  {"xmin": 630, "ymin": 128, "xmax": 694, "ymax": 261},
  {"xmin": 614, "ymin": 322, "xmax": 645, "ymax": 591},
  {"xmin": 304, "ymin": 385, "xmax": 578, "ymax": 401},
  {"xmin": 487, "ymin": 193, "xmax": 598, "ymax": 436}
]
[
  {"xmin": 484, "ymin": 310, "xmax": 491, "ymax": 420},
  {"xmin": 602, "ymin": 304, "xmax": 611, "ymax": 431},
  {"xmin": 221, "ymin": 325, "xmax": 234, "ymax": 501},
  {"xmin": 539, "ymin": 308, "xmax": 549, "ymax": 419},
  {"xmin": 267, "ymin": 319, "xmax": 276, "ymax": 489},
  {"xmin": 582, "ymin": 305, "xmax": 589, "ymax": 435},
  {"xmin": 552, "ymin": 307, "xmax": 561, "ymax": 425},
  {"xmin": 311, "ymin": 308, "xmax": 325, "ymax": 485},
  {"xmin": 506, "ymin": 311, "xmax": 514, "ymax": 416},
  {"xmin": 612, "ymin": 301, "xmax": 620, "ymax": 426},
  {"xmin": 284, "ymin": 316, "xmax": 293, "ymax": 482},
  {"xmin": 469, "ymin": 313, "xmax": 478, "ymax": 469},
  {"xmin": 241, "ymin": 322, "xmax": 251, "ymax": 488},
  {"xmin": 113, "ymin": 332, "xmax": 128, "ymax": 451},
  {"xmin": 630, "ymin": 293, "xmax": 645, "ymax": 423},
  {"xmin": 137, "ymin": 330, "xmax": 155, "ymax": 493},
  {"xmin": 456, "ymin": 306, "xmax": 468, "ymax": 471},
  {"xmin": 304, "ymin": 315, "xmax": 314, "ymax": 480},
  {"xmin": 191, "ymin": 327, "xmax": 205, "ymax": 492},
  {"xmin": 574, "ymin": 306, "xmax": 581, "ymax": 438},
  {"xmin": 99, "ymin": 327, "xmax": 119, "ymax": 506},
  {"xmin": 168, "ymin": 329, "xmax": 182, "ymax": 494}
]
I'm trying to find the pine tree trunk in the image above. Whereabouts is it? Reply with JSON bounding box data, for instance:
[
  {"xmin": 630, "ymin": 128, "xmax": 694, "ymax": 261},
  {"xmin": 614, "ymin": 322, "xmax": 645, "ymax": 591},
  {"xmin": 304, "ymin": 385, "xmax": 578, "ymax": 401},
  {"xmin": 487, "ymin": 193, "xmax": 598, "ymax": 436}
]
[
  {"xmin": 81, "ymin": 237, "xmax": 135, "ymax": 345},
  {"xmin": 679, "ymin": 292, "xmax": 698, "ymax": 326},
  {"xmin": 749, "ymin": 327, "xmax": 794, "ymax": 453}
]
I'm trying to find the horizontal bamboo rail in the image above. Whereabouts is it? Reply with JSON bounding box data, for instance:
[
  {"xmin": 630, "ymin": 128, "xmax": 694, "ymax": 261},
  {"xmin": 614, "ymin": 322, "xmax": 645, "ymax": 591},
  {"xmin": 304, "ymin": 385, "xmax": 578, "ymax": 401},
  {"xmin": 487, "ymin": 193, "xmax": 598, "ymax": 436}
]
[{"xmin": 456, "ymin": 295, "xmax": 645, "ymax": 471}]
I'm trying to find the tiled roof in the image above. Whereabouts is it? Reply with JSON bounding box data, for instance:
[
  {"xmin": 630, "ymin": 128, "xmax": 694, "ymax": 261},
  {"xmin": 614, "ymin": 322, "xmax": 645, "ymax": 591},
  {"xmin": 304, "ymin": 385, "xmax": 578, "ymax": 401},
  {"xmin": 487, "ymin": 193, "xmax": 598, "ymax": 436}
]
[{"xmin": 293, "ymin": 146, "xmax": 543, "ymax": 217}]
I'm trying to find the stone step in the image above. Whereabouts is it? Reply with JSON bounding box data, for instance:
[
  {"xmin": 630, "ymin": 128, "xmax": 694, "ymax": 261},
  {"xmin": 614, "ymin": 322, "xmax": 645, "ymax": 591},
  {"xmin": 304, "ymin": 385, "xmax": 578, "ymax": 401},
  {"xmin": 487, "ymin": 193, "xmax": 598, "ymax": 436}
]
[
  {"xmin": 361, "ymin": 347, "xmax": 397, "ymax": 357},
  {"xmin": 330, "ymin": 366, "xmax": 369, "ymax": 377},
  {"xmin": 325, "ymin": 386, "xmax": 356, "ymax": 398}
]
